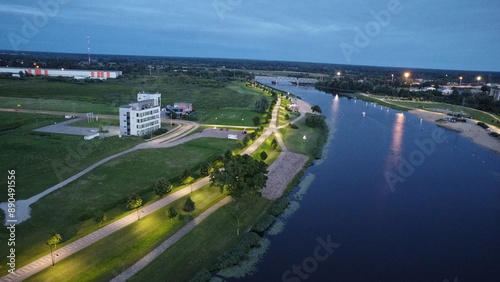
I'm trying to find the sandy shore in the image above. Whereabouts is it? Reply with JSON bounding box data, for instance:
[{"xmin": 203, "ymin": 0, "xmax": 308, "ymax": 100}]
[{"xmin": 409, "ymin": 109, "xmax": 500, "ymax": 154}]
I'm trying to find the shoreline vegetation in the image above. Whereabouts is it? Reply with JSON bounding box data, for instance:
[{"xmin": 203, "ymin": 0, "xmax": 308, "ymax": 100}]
[{"xmin": 351, "ymin": 93, "xmax": 500, "ymax": 154}]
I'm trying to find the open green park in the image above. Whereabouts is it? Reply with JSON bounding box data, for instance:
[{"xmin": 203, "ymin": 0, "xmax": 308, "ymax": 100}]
[{"xmin": 0, "ymin": 75, "xmax": 328, "ymax": 280}]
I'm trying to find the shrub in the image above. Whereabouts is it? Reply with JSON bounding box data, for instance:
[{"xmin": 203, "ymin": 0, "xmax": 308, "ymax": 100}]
[
  {"xmin": 260, "ymin": 151, "xmax": 268, "ymax": 161},
  {"xmin": 284, "ymin": 113, "xmax": 290, "ymax": 120},
  {"xmin": 252, "ymin": 214, "xmax": 276, "ymax": 234},
  {"xmin": 490, "ymin": 132, "xmax": 500, "ymax": 138},
  {"xmin": 305, "ymin": 115, "xmax": 326, "ymax": 128},
  {"xmin": 268, "ymin": 197, "xmax": 290, "ymax": 216},
  {"xmin": 190, "ymin": 269, "xmax": 211, "ymax": 282},
  {"xmin": 153, "ymin": 128, "xmax": 168, "ymax": 136},
  {"xmin": 289, "ymin": 123, "xmax": 299, "ymax": 129},
  {"xmin": 477, "ymin": 122, "xmax": 489, "ymax": 129},
  {"xmin": 214, "ymin": 232, "xmax": 261, "ymax": 270}
]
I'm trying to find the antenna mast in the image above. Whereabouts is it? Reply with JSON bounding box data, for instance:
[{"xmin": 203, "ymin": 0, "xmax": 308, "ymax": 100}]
[{"xmin": 87, "ymin": 35, "xmax": 91, "ymax": 64}]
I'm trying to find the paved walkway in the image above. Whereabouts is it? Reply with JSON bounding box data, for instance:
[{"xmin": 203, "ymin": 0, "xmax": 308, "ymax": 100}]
[{"xmin": 110, "ymin": 197, "xmax": 233, "ymax": 282}]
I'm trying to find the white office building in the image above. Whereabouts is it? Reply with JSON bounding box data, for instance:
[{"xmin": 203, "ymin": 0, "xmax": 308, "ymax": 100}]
[{"xmin": 120, "ymin": 93, "xmax": 162, "ymax": 136}]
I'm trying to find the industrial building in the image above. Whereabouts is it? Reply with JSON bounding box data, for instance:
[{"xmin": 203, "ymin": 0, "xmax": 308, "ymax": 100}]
[
  {"xmin": 0, "ymin": 67, "xmax": 122, "ymax": 79},
  {"xmin": 120, "ymin": 92, "xmax": 162, "ymax": 136}
]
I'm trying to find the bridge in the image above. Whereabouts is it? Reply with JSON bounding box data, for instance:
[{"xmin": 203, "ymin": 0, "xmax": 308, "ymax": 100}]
[{"xmin": 255, "ymin": 76, "xmax": 318, "ymax": 85}]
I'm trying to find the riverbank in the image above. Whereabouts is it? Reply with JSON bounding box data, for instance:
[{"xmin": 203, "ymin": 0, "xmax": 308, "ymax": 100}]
[{"xmin": 409, "ymin": 109, "xmax": 500, "ymax": 154}]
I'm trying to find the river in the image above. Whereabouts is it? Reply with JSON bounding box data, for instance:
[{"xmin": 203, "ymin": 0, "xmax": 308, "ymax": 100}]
[{"xmin": 235, "ymin": 83, "xmax": 500, "ymax": 282}]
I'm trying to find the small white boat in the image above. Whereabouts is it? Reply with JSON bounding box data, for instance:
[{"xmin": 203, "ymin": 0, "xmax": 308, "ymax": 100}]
[{"xmin": 362, "ymin": 112, "xmax": 366, "ymax": 116}]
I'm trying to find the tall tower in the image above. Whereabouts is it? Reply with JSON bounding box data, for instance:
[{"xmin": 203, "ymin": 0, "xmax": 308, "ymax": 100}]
[{"xmin": 87, "ymin": 35, "xmax": 91, "ymax": 64}]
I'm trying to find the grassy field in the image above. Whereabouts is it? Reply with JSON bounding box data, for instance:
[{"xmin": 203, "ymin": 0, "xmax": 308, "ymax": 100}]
[
  {"xmin": 25, "ymin": 184, "xmax": 230, "ymax": 282},
  {"xmin": 278, "ymin": 97, "xmax": 300, "ymax": 127},
  {"xmin": 129, "ymin": 196, "xmax": 272, "ymax": 282},
  {"xmin": 0, "ymin": 96, "xmax": 118, "ymax": 114},
  {"xmin": 279, "ymin": 113, "xmax": 326, "ymax": 158},
  {"xmin": 0, "ymin": 138, "xmax": 238, "ymax": 276},
  {"xmin": 0, "ymin": 112, "xmax": 142, "ymax": 200},
  {"xmin": 69, "ymin": 118, "xmax": 119, "ymax": 127},
  {"xmin": 196, "ymin": 108, "xmax": 266, "ymax": 127},
  {"xmin": 0, "ymin": 77, "xmax": 263, "ymax": 110}
]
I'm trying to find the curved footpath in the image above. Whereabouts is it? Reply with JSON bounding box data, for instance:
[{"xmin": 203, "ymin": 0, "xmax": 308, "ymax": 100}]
[{"xmin": 0, "ymin": 98, "xmax": 311, "ymax": 282}]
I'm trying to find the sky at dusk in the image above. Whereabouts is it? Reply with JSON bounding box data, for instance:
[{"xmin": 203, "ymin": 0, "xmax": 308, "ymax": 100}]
[{"xmin": 1, "ymin": 0, "xmax": 499, "ymax": 71}]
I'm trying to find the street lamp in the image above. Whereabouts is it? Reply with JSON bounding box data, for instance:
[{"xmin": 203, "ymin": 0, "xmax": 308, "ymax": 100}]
[
  {"xmin": 404, "ymin": 72, "xmax": 410, "ymax": 84},
  {"xmin": 337, "ymin": 72, "xmax": 341, "ymax": 77},
  {"xmin": 459, "ymin": 76, "xmax": 463, "ymax": 86},
  {"xmin": 391, "ymin": 74, "xmax": 394, "ymax": 83},
  {"xmin": 477, "ymin": 76, "xmax": 482, "ymax": 85}
]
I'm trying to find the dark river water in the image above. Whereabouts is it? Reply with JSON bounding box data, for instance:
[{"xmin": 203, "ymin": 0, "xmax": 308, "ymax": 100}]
[{"xmin": 235, "ymin": 83, "xmax": 500, "ymax": 282}]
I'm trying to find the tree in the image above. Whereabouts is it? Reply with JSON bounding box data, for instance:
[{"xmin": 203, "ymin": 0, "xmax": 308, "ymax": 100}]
[
  {"xmin": 284, "ymin": 113, "xmax": 290, "ymax": 120},
  {"xmin": 93, "ymin": 210, "xmax": 107, "ymax": 227},
  {"xmin": 210, "ymin": 154, "xmax": 268, "ymax": 198},
  {"xmin": 305, "ymin": 115, "xmax": 326, "ymax": 128},
  {"xmin": 127, "ymin": 194, "xmax": 143, "ymax": 221},
  {"xmin": 153, "ymin": 178, "xmax": 172, "ymax": 197},
  {"xmin": 254, "ymin": 96, "xmax": 269, "ymax": 113},
  {"xmin": 200, "ymin": 161, "xmax": 212, "ymax": 177},
  {"xmin": 183, "ymin": 197, "xmax": 195, "ymax": 213},
  {"xmin": 46, "ymin": 233, "xmax": 62, "ymax": 266},
  {"xmin": 311, "ymin": 105, "xmax": 322, "ymax": 114},
  {"xmin": 252, "ymin": 116, "xmax": 261, "ymax": 126},
  {"xmin": 229, "ymin": 204, "xmax": 247, "ymax": 236},
  {"xmin": 167, "ymin": 207, "xmax": 178, "ymax": 220},
  {"xmin": 260, "ymin": 151, "xmax": 268, "ymax": 161}
]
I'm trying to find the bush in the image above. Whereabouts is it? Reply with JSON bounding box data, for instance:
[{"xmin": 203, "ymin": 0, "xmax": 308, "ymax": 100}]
[
  {"xmin": 190, "ymin": 269, "xmax": 211, "ymax": 282},
  {"xmin": 305, "ymin": 115, "xmax": 326, "ymax": 128},
  {"xmin": 477, "ymin": 122, "xmax": 489, "ymax": 129},
  {"xmin": 268, "ymin": 197, "xmax": 290, "ymax": 216},
  {"xmin": 289, "ymin": 123, "xmax": 299, "ymax": 129},
  {"xmin": 153, "ymin": 128, "xmax": 168, "ymax": 136},
  {"xmin": 260, "ymin": 151, "xmax": 268, "ymax": 161},
  {"xmin": 252, "ymin": 214, "xmax": 276, "ymax": 234},
  {"xmin": 490, "ymin": 132, "xmax": 500, "ymax": 138},
  {"xmin": 284, "ymin": 113, "xmax": 290, "ymax": 120}
]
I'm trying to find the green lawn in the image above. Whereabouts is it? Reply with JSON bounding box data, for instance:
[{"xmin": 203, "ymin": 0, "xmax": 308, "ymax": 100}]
[
  {"xmin": 280, "ymin": 114, "xmax": 326, "ymax": 158},
  {"xmin": 0, "ymin": 112, "xmax": 142, "ymax": 200},
  {"xmin": 0, "ymin": 96, "xmax": 118, "ymax": 114},
  {"xmin": 250, "ymin": 133, "xmax": 282, "ymax": 165},
  {"xmin": 129, "ymin": 196, "xmax": 271, "ymax": 282},
  {"xmin": 69, "ymin": 118, "xmax": 119, "ymax": 128},
  {"xmin": 0, "ymin": 138, "xmax": 238, "ymax": 276},
  {"xmin": 25, "ymin": 184, "xmax": 230, "ymax": 282},
  {"xmin": 278, "ymin": 98, "xmax": 300, "ymax": 127},
  {"xmin": 0, "ymin": 77, "xmax": 264, "ymax": 113},
  {"xmin": 196, "ymin": 108, "xmax": 265, "ymax": 126}
]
